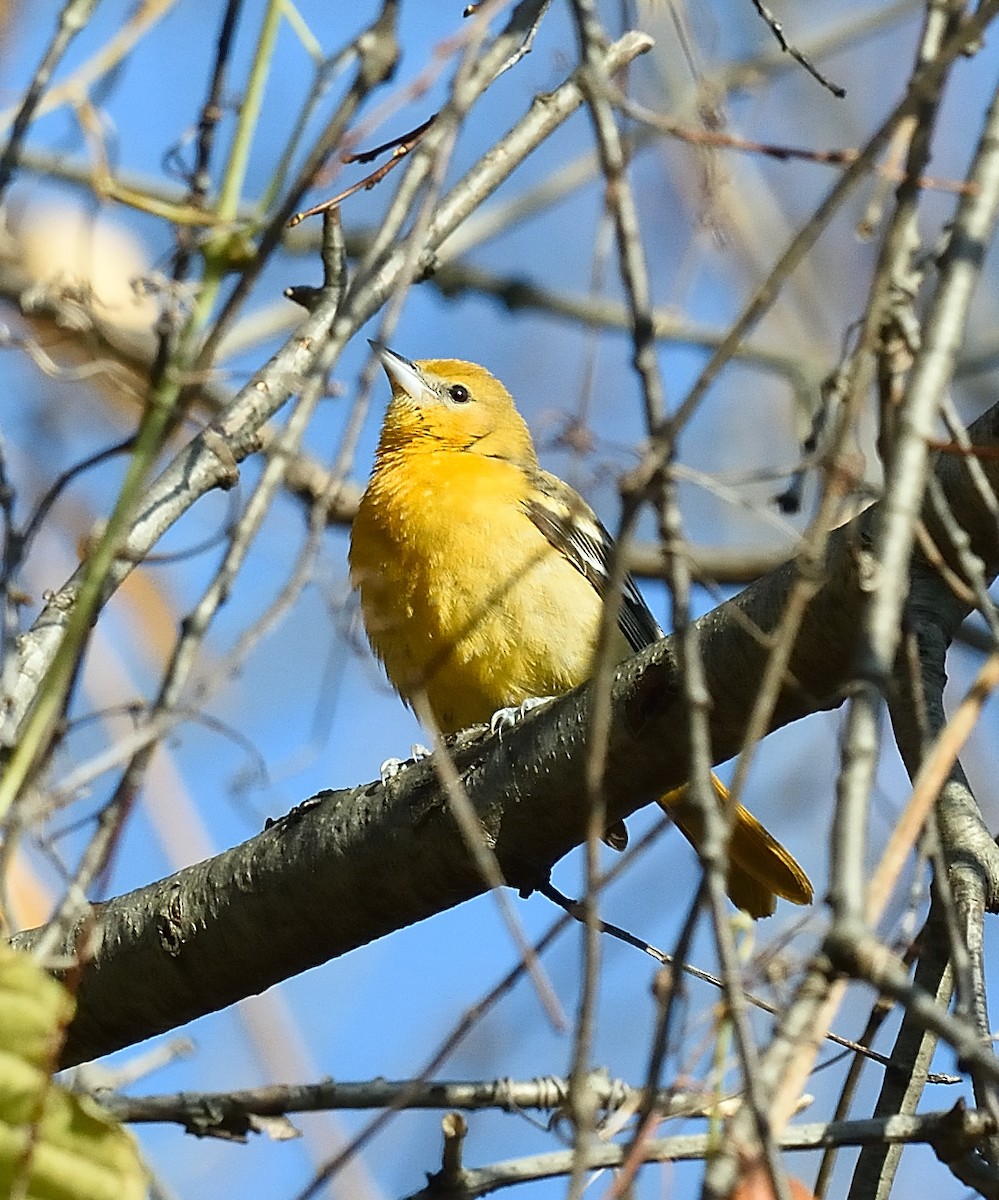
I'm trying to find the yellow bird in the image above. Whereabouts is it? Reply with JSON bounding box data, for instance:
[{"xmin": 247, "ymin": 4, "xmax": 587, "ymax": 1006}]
[{"xmin": 349, "ymin": 344, "xmax": 812, "ymax": 917}]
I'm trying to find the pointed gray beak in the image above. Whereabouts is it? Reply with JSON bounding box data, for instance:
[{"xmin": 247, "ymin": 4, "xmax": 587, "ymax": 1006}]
[{"xmin": 368, "ymin": 340, "xmax": 428, "ymax": 403}]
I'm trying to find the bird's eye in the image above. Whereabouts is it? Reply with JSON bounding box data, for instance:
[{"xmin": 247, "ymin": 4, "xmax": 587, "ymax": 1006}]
[{"xmin": 448, "ymin": 384, "xmax": 471, "ymax": 404}]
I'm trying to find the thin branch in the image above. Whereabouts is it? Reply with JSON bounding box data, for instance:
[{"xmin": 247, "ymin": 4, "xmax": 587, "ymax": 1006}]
[
  {"xmin": 407, "ymin": 1104, "xmax": 998, "ymax": 1199},
  {"xmin": 289, "ymin": 115, "xmax": 437, "ymax": 222},
  {"xmin": 0, "ymin": 0, "xmax": 101, "ymax": 199},
  {"xmin": 102, "ymin": 1072, "xmax": 718, "ymax": 1134},
  {"xmin": 747, "ymin": 0, "xmax": 847, "ymax": 97},
  {"xmin": 0, "ymin": 27, "xmax": 654, "ymax": 751},
  {"xmin": 671, "ymin": 0, "xmax": 999, "ymax": 440},
  {"xmin": 12, "ymin": 395, "xmax": 996, "ymax": 1068}
]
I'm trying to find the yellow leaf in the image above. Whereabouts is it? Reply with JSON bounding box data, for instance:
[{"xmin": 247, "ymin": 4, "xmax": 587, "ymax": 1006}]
[{"xmin": 0, "ymin": 943, "xmax": 146, "ymax": 1200}]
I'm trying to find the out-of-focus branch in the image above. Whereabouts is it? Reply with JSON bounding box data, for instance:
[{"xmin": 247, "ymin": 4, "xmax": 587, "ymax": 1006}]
[
  {"xmin": 843, "ymin": 37, "xmax": 999, "ymax": 1194},
  {"xmin": 0, "ymin": 27, "xmax": 654, "ymax": 749},
  {"xmin": 705, "ymin": 16, "xmax": 999, "ymax": 1190},
  {"xmin": 102, "ymin": 1072, "xmax": 711, "ymax": 1134},
  {"xmin": 11, "ymin": 396, "xmax": 998, "ymax": 1067},
  {"xmin": 400, "ymin": 1105, "xmax": 998, "ymax": 1200},
  {"xmin": 671, "ymin": 0, "xmax": 999, "ymax": 439},
  {"xmin": 0, "ymin": 0, "xmax": 102, "ymax": 200}
]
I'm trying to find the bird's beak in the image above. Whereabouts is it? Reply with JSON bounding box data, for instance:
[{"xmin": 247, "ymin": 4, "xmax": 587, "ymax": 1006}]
[{"xmin": 368, "ymin": 340, "xmax": 428, "ymax": 404}]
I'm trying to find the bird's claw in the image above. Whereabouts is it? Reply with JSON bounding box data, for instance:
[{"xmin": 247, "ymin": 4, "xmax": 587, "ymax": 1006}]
[
  {"xmin": 379, "ymin": 744, "xmax": 432, "ymax": 784},
  {"xmin": 379, "ymin": 757, "xmax": 405, "ymax": 783},
  {"xmin": 489, "ymin": 695, "xmax": 555, "ymax": 735}
]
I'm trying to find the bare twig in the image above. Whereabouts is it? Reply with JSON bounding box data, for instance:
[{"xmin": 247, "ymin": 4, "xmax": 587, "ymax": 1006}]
[
  {"xmin": 747, "ymin": 0, "xmax": 847, "ymax": 97},
  {"xmin": 407, "ymin": 1104, "xmax": 998, "ymax": 1199},
  {"xmin": 0, "ymin": 0, "xmax": 101, "ymax": 199}
]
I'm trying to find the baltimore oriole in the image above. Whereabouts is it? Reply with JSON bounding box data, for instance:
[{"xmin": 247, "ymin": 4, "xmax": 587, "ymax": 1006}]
[{"xmin": 348, "ymin": 343, "xmax": 812, "ymax": 917}]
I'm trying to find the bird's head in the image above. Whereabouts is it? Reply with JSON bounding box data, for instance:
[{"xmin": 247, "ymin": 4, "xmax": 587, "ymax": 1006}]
[{"xmin": 370, "ymin": 341, "xmax": 538, "ymax": 467}]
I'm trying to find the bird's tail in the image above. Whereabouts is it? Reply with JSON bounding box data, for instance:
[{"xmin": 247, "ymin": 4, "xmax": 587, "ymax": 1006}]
[
  {"xmin": 603, "ymin": 774, "xmax": 812, "ymax": 919},
  {"xmin": 665, "ymin": 774, "xmax": 812, "ymax": 918}
]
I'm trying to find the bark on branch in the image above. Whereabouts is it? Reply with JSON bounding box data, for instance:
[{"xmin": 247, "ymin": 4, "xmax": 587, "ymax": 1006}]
[{"xmin": 12, "ymin": 401, "xmax": 998, "ymax": 1068}]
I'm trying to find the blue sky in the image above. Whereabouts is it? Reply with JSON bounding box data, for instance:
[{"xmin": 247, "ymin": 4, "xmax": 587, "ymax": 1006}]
[{"xmin": 3, "ymin": 2, "xmax": 999, "ymax": 1197}]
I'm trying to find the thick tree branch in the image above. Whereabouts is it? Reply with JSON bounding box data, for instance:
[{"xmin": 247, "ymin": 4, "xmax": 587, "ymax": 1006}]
[{"xmin": 12, "ymin": 400, "xmax": 998, "ymax": 1068}]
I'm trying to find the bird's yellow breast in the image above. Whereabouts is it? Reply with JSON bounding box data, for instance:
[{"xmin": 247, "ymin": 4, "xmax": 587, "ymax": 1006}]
[{"xmin": 349, "ymin": 448, "xmax": 606, "ymax": 732}]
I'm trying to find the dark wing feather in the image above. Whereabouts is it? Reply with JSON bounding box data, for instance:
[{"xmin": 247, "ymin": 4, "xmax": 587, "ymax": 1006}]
[{"xmin": 522, "ymin": 468, "xmax": 663, "ymax": 652}]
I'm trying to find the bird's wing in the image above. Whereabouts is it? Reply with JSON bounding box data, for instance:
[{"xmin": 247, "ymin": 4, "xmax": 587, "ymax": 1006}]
[{"xmin": 522, "ymin": 468, "xmax": 663, "ymax": 653}]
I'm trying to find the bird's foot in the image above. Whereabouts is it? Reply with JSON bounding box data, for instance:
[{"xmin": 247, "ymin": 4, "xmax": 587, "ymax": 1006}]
[
  {"xmin": 379, "ymin": 744, "xmax": 432, "ymax": 783},
  {"xmin": 489, "ymin": 695, "xmax": 555, "ymax": 735}
]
